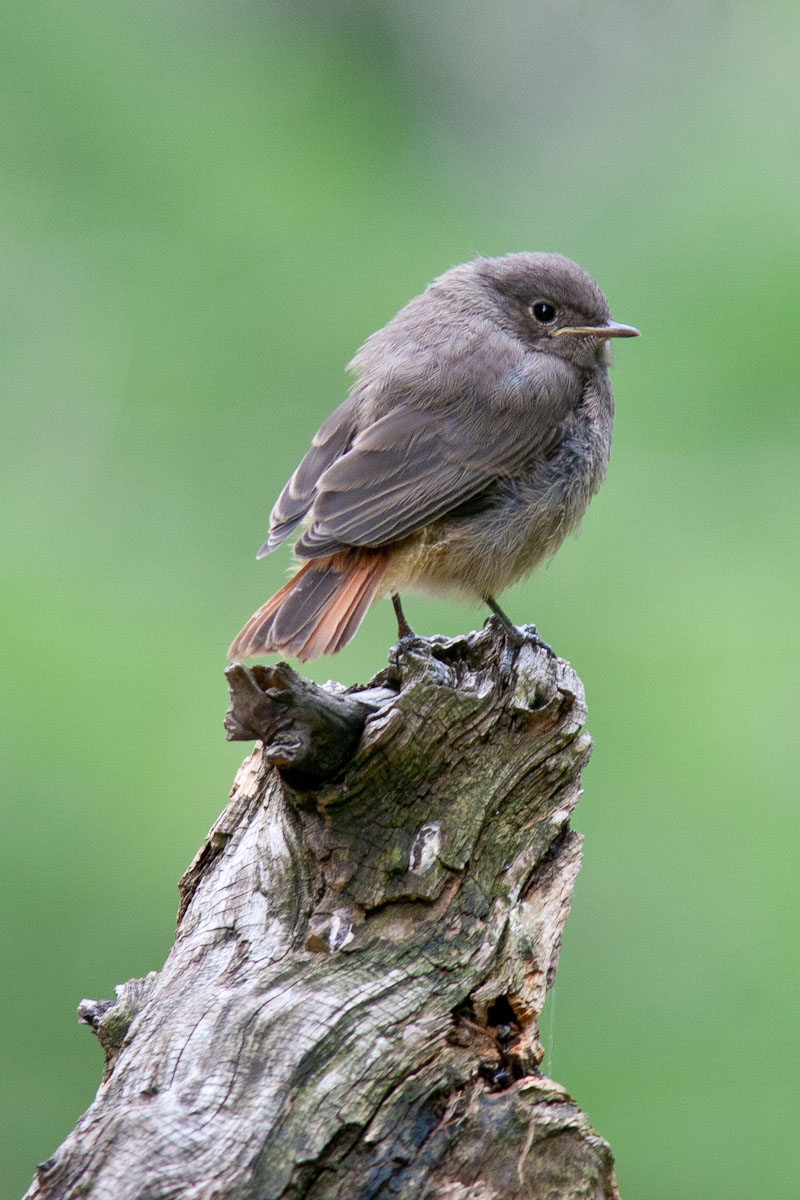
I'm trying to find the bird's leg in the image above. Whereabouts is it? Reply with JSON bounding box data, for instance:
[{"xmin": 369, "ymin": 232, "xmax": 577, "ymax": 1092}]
[
  {"xmin": 484, "ymin": 595, "xmax": 526, "ymax": 646},
  {"xmin": 391, "ymin": 593, "xmax": 415, "ymax": 641},
  {"xmin": 484, "ymin": 595, "xmax": 554, "ymax": 679}
]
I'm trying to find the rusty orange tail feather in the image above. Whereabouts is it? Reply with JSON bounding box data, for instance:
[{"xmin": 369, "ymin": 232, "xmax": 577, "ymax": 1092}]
[{"xmin": 228, "ymin": 551, "xmax": 388, "ymax": 663}]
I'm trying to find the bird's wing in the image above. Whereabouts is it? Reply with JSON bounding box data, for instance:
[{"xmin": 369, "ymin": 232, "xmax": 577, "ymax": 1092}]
[
  {"xmin": 293, "ymin": 384, "xmax": 573, "ymax": 558},
  {"xmin": 260, "ymin": 394, "xmax": 360, "ymax": 555}
]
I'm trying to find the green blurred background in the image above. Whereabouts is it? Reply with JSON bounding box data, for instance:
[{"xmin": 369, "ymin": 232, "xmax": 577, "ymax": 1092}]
[{"xmin": 2, "ymin": 1, "xmax": 798, "ymax": 1195}]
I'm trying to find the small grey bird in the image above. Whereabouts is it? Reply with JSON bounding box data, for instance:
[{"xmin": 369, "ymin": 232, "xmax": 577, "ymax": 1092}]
[{"xmin": 229, "ymin": 252, "xmax": 638, "ymax": 662}]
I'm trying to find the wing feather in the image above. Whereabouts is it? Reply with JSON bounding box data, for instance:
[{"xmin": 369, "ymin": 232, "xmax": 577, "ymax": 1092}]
[
  {"xmin": 294, "ymin": 399, "xmax": 566, "ymax": 558},
  {"xmin": 259, "ymin": 394, "xmax": 360, "ymax": 555},
  {"xmin": 262, "ymin": 354, "xmax": 582, "ymax": 560}
]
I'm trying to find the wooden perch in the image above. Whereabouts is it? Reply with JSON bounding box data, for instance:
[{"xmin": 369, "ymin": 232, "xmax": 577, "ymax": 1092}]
[{"xmin": 26, "ymin": 619, "xmax": 619, "ymax": 1200}]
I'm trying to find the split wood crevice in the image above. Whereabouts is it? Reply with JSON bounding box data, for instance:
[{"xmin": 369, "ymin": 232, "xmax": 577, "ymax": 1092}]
[{"xmin": 27, "ymin": 619, "xmax": 620, "ymax": 1200}]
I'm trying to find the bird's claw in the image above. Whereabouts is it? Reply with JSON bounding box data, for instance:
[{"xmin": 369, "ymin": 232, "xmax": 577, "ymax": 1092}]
[{"xmin": 495, "ymin": 622, "xmax": 555, "ymax": 690}]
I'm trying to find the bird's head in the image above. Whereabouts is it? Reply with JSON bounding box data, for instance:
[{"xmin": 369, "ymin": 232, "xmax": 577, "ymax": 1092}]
[{"xmin": 474, "ymin": 252, "xmax": 639, "ymax": 368}]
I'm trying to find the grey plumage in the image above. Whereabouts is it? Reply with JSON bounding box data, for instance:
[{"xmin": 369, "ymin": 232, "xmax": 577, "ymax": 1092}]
[{"xmin": 229, "ymin": 252, "xmax": 638, "ymax": 662}]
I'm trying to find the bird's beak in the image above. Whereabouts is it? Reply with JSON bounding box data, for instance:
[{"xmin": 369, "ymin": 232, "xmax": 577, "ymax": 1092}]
[{"xmin": 551, "ymin": 320, "xmax": 640, "ymax": 339}]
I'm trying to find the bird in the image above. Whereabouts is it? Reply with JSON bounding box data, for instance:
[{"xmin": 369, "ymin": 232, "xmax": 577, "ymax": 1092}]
[{"xmin": 228, "ymin": 252, "xmax": 638, "ymax": 663}]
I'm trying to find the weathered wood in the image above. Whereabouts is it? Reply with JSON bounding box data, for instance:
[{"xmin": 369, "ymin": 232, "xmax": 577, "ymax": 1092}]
[
  {"xmin": 223, "ymin": 662, "xmax": 396, "ymax": 791},
  {"xmin": 26, "ymin": 620, "xmax": 619, "ymax": 1200}
]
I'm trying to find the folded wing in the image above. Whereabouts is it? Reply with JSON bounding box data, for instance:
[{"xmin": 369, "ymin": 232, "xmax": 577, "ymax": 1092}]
[
  {"xmin": 263, "ymin": 357, "xmax": 581, "ymax": 560},
  {"xmin": 259, "ymin": 394, "xmax": 359, "ymax": 555},
  {"xmin": 294, "ymin": 400, "xmax": 565, "ymax": 558}
]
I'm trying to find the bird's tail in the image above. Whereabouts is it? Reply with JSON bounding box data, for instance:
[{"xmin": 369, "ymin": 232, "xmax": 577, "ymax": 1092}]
[{"xmin": 228, "ymin": 550, "xmax": 388, "ymax": 663}]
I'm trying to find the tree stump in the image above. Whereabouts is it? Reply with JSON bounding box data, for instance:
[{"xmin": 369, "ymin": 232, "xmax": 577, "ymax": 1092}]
[{"xmin": 26, "ymin": 620, "xmax": 619, "ymax": 1199}]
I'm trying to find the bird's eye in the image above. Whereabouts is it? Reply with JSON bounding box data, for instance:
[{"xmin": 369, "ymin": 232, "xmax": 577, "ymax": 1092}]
[{"xmin": 530, "ymin": 301, "xmax": 557, "ymax": 325}]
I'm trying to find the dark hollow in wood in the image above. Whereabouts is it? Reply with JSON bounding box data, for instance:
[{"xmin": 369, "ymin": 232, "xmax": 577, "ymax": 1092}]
[{"xmin": 26, "ymin": 619, "xmax": 619, "ymax": 1200}]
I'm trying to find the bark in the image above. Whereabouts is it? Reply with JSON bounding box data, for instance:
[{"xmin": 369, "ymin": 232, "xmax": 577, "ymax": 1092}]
[{"xmin": 26, "ymin": 620, "xmax": 619, "ymax": 1200}]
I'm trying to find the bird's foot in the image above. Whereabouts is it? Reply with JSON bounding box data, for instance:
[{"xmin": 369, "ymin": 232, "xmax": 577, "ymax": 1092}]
[
  {"xmin": 510, "ymin": 623, "xmax": 555, "ymax": 658},
  {"xmin": 392, "ymin": 632, "xmax": 424, "ymax": 664},
  {"xmin": 484, "ymin": 596, "xmax": 555, "ymax": 689},
  {"xmin": 495, "ymin": 624, "xmax": 555, "ymax": 689}
]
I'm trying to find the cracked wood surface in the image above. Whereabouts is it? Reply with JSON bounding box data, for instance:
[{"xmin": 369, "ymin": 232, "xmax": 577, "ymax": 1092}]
[{"xmin": 26, "ymin": 621, "xmax": 619, "ymax": 1200}]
